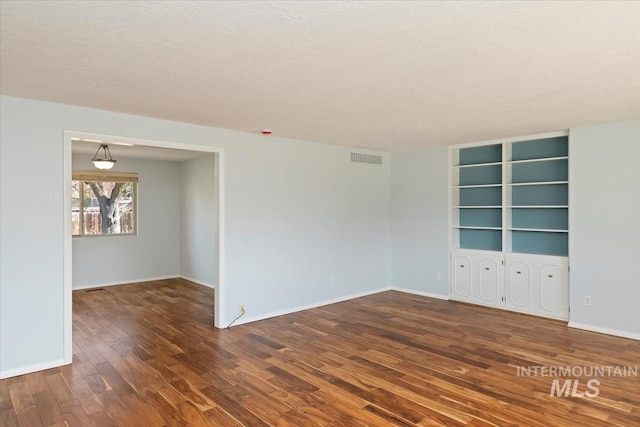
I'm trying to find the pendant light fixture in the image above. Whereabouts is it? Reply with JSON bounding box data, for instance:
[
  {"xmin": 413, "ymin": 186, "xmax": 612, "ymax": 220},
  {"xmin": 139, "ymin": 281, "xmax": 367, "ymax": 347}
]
[{"xmin": 91, "ymin": 144, "xmax": 117, "ymax": 170}]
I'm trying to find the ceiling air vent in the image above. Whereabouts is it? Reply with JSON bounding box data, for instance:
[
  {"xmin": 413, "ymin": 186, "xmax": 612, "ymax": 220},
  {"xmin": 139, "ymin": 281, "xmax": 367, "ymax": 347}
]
[{"xmin": 350, "ymin": 152, "xmax": 382, "ymax": 165}]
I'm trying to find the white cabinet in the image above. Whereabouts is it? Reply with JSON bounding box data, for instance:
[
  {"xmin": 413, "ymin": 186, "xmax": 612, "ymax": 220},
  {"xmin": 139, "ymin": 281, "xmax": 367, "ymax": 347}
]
[
  {"xmin": 451, "ymin": 249, "xmax": 568, "ymax": 320},
  {"xmin": 476, "ymin": 256, "xmax": 504, "ymax": 308},
  {"xmin": 451, "ymin": 253, "xmax": 473, "ymax": 301},
  {"xmin": 505, "ymin": 254, "xmax": 568, "ymax": 319},
  {"xmin": 451, "ymin": 250, "xmax": 504, "ymax": 307},
  {"xmin": 450, "ymin": 249, "xmax": 505, "ymax": 308},
  {"xmin": 535, "ymin": 256, "xmax": 569, "ymax": 319},
  {"xmin": 505, "ymin": 259, "xmax": 535, "ymax": 314}
]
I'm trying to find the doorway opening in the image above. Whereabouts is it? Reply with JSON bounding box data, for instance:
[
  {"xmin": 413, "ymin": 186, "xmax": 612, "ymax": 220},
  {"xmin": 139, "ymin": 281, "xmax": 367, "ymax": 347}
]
[{"xmin": 63, "ymin": 131, "xmax": 225, "ymax": 365}]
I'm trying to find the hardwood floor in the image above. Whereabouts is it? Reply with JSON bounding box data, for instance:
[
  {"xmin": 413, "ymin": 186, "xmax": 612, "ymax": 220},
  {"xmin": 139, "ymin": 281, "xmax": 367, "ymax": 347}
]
[{"xmin": 1, "ymin": 279, "xmax": 639, "ymax": 426}]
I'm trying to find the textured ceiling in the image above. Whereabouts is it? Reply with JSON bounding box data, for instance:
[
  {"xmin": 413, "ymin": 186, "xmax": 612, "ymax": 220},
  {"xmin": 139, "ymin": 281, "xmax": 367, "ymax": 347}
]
[{"xmin": 1, "ymin": 1, "xmax": 639, "ymax": 151}]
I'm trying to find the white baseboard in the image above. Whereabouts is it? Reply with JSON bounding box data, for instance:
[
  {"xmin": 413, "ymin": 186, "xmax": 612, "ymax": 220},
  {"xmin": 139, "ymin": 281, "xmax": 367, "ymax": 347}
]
[
  {"xmin": 230, "ymin": 287, "xmax": 389, "ymax": 327},
  {"xmin": 390, "ymin": 286, "xmax": 449, "ymax": 300},
  {"xmin": 179, "ymin": 275, "xmax": 216, "ymax": 289},
  {"xmin": 72, "ymin": 275, "xmax": 180, "ymax": 290},
  {"xmin": 568, "ymin": 322, "xmax": 640, "ymax": 341},
  {"xmin": 0, "ymin": 358, "xmax": 67, "ymax": 379}
]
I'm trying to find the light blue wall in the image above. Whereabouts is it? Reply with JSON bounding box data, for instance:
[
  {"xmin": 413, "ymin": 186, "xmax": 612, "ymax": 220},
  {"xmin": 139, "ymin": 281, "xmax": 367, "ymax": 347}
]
[
  {"xmin": 72, "ymin": 154, "xmax": 182, "ymax": 288},
  {"xmin": 2, "ymin": 93, "xmax": 637, "ymax": 377},
  {"xmin": 1, "ymin": 99, "xmax": 65, "ymax": 373},
  {"xmin": 180, "ymin": 155, "xmax": 217, "ymax": 287},
  {"xmin": 390, "ymin": 147, "xmax": 449, "ymax": 296},
  {"xmin": 569, "ymin": 119, "xmax": 640, "ymax": 337},
  {"xmin": 0, "ymin": 95, "xmax": 391, "ymax": 375}
]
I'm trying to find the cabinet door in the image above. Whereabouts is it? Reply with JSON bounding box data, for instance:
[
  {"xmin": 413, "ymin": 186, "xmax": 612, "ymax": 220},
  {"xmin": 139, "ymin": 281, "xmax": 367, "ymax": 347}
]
[
  {"xmin": 476, "ymin": 256, "xmax": 504, "ymax": 308},
  {"xmin": 451, "ymin": 254, "xmax": 473, "ymax": 301},
  {"xmin": 505, "ymin": 259, "xmax": 535, "ymax": 314},
  {"xmin": 537, "ymin": 259, "xmax": 569, "ymax": 320},
  {"xmin": 505, "ymin": 254, "xmax": 569, "ymax": 320}
]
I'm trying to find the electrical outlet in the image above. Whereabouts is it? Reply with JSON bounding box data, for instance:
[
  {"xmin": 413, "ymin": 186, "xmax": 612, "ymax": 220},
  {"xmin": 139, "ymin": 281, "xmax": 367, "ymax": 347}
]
[
  {"xmin": 435, "ymin": 272, "xmax": 441, "ymax": 281},
  {"xmin": 239, "ymin": 304, "xmax": 245, "ymax": 314},
  {"xmin": 330, "ymin": 276, "xmax": 336, "ymax": 285},
  {"xmin": 583, "ymin": 295, "xmax": 592, "ymax": 306}
]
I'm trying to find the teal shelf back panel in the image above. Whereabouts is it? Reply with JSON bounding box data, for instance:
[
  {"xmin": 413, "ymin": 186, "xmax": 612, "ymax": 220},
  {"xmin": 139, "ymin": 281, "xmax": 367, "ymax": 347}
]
[
  {"xmin": 511, "ymin": 208, "xmax": 568, "ymax": 230},
  {"xmin": 460, "ymin": 187, "xmax": 502, "ymax": 206},
  {"xmin": 460, "ymin": 208, "xmax": 502, "ymax": 228},
  {"xmin": 512, "ymin": 159, "xmax": 568, "ymax": 183},
  {"xmin": 511, "ymin": 231, "xmax": 568, "ymax": 256},
  {"xmin": 512, "ymin": 184, "xmax": 568, "ymax": 206},
  {"xmin": 460, "ymin": 229, "xmax": 502, "ymax": 251},
  {"xmin": 511, "ymin": 136, "xmax": 568, "ymax": 161},
  {"xmin": 460, "ymin": 165, "xmax": 502, "ymax": 185},
  {"xmin": 459, "ymin": 144, "xmax": 502, "ymax": 165}
]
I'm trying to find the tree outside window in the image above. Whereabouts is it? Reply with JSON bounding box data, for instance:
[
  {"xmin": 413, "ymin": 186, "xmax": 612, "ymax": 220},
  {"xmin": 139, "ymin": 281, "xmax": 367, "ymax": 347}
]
[{"xmin": 72, "ymin": 171, "xmax": 137, "ymax": 236}]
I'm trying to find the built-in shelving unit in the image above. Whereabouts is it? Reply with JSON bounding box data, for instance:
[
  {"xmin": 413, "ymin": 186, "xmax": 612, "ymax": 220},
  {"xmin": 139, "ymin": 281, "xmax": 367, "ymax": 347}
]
[
  {"xmin": 451, "ymin": 135, "xmax": 569, "ymax": 256},
  {"xmin": 451, "ymin": 143, "xmax": 503, "ymax": 252},
  {"xmin": 506, "ymin": 136, "xmax": 569, "ymax": 256},
  {"xmin": 449, "ymin": 134, "xmax": 569, "ymax": 321}
]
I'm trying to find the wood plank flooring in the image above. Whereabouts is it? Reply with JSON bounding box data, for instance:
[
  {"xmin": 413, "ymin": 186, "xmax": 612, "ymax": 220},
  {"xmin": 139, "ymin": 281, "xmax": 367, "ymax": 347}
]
[{"xmin": 1, "ymin": 278, "xmax": 639, "ymax": 426}]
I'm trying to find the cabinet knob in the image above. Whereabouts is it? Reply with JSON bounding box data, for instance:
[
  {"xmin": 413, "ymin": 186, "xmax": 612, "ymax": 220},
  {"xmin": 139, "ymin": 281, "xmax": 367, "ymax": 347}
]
[
  {"xmin": 548, "ymin": 275, "xmax": 553, "ymax": 278},
  {"xmin": 460, "ymin": 265, "xmax": 464, "ymax": 268},
  {"xmin": 516, "ymin": 271, "xmax": 521, "ymax": 274},
  {"xmin": 485, "ymin": 267, "xmax": 490, "ymax": 270}
]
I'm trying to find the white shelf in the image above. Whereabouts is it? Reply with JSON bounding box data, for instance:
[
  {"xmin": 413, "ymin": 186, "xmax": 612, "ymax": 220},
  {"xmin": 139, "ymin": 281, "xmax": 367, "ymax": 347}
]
[
  {"xmin": 453, "ymin": 161, "xmax": 502, "ymax": 169},
  {"xmin": 507, "ymin": 156, "xmax": 568, "ymax": 164},
  {"xmin": 508, "ymin": 228, "xmax": 568, "ymax": 233},
  {"xmin": 452, "ymin": 137, "xmax": 569, "ymax": 259},
  {"xmin": 507, "ymin": 181, "xmax": 568, "ymax": 187},
  {"xmin": 508, "ymin": 205, "xmax": 568, "ymax": 209},
  {"xmin": 453, "ymin": 206, "xmax": 502, "ymax": 209},
  {"xmin": 455, "ymin": 226, "xmax": 502, "ymax": 230},
  {"xmin": 454, "ymin": 184, "xmax": 502, "ymax": 188}
]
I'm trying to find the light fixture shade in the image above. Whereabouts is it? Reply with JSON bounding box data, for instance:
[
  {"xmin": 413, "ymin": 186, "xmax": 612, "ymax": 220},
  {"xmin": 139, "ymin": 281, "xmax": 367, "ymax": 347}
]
[
  {"xmin": 92, "ymin": 159, "xmax": 116, "ymax": 170},
  {"xmin": 91, "ymin": 144, "xmax": 117, "ymax": 170}
]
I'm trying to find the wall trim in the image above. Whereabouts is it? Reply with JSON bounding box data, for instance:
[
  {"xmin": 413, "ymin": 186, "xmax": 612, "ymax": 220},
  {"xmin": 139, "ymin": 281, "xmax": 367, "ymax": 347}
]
[
  {"xmin": 231, "ymin": 287, "xmax": 390, "ymax": 327},
  {"xmin": 72, "ymin": 275, "xmax": 180, "ymax": 291},
  {"xmin": 179, "ymin": 275, "xmax": 216, "ymax": 289},
  {"xmin": 568, "ymin": 322, "xmax": 640, "ymax": 341},
  {"xmin": 0, "ymin": 358, "xmax": 67, "ymax": 380},
  {"xmin": 389, "ymin": 286, "xmax": 449, "ymax": 300},
  {"xmin": 232, "ymin": 286, "xmax": 455, "ymax": 327}
]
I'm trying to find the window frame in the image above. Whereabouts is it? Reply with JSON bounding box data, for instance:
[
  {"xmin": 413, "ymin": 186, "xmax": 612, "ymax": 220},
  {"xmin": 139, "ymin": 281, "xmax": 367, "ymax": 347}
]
[{"xmin": 72, "ymin": 170, "xmax": 138, "ymax": 238}]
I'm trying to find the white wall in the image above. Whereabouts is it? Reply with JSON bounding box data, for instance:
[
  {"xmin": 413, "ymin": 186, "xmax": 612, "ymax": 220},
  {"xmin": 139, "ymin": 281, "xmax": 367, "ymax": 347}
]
[
  {"xmin": 180, "ymin": 155, "xmax": 217, "ymax": 287},
  {"xmin": 0, "ymin": 95, "xmax": 390, "ymax": 376},
  {"xmin": 71, "ymin": 154, "xmax": 181, "ymax": 289},
  {"xmin": 569, "ymin": 119, "xmax": 640, "ymax": 338},
  {"xmin": 390, "ymin": 147, "xmax": 449, "ymax": 296}
]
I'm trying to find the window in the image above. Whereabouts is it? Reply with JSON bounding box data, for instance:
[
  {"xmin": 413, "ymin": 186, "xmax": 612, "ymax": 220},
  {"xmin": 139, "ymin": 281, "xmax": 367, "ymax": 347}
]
[{"xmin": 72, "ymin": 170, "xmax": 138, "ymax": 237}]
